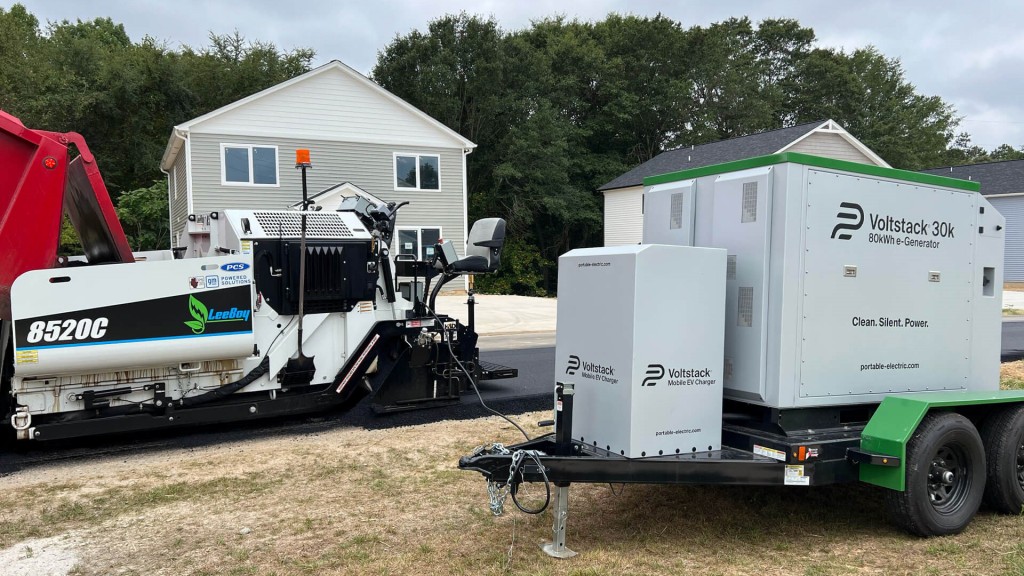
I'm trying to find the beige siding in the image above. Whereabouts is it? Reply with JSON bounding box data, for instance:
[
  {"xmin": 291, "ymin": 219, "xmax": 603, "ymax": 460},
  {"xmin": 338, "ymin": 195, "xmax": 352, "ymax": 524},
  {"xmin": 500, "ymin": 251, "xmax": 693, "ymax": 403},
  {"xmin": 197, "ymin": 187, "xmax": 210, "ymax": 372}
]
[
  {"xmin": 188, "ymin": 133, "xmax": 466, "ymax": 256},
  {"xmin": 190, "ymin": 68, "xmax": 464, "ymax": 149},
  {"xmin": 603, "ymin": 187, "xmax": 644, "ymax": 246},
  {"xmin": 169, "ymin": 151, "xmax": 189, "ymax": 246},
  {"xmin": 784, "ymin": 132, "xmax": 873, "ymax": 164}
]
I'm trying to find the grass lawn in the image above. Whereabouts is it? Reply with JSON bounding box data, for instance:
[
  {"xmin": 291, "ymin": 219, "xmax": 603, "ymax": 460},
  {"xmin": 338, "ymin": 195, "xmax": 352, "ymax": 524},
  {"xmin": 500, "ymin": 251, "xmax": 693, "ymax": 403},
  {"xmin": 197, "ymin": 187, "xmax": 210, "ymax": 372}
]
[{"xmin": 4, "ymin": 366, "xmax": 1024, "ymax": 574}]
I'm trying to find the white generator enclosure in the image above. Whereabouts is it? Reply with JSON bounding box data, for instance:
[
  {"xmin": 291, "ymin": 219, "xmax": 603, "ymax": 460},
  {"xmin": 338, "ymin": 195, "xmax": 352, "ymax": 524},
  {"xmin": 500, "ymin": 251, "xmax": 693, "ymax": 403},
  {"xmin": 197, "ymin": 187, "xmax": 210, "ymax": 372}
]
[
  {"xmin": 555, "ymin": 245, "xmax": 726, "ymax": 457},
  {"xmin": 642, "ymin": 153, "xmax": 1004, "ymax": 410}
]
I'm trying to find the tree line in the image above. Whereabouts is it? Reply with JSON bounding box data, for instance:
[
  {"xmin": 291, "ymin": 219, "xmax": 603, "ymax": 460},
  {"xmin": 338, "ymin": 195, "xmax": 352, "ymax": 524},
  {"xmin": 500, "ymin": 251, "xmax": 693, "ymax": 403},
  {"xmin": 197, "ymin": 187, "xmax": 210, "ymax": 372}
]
[
  {"xmin": 0, "ymin": 4, "xmax": 313, "ymax": 252},
  {"xmin": 1, "ymin": 6, "xmax": 1019, "ymax": 293},
  {"xmin": 373, "ymin": 14, "xmax": 1024, "ymax": 293}
]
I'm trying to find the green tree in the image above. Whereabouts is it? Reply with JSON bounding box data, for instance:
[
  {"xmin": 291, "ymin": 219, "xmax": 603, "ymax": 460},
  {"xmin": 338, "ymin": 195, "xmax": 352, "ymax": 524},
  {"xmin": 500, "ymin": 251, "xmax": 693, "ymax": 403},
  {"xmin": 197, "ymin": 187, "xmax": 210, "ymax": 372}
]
[
  {"xmin": 0, "ymin": 4, "xmax": 41, "ymax": 112},
  {"xmin": 116, "ymin": 180, "xmax": 170, "ymax": 251},
  {"xmin": 990, "ymin": 144, "xmax": 1024, "ymax": 161},
  {"xmin": 790, "ymin": 47, "xmax": 957, "ymax": 169}
]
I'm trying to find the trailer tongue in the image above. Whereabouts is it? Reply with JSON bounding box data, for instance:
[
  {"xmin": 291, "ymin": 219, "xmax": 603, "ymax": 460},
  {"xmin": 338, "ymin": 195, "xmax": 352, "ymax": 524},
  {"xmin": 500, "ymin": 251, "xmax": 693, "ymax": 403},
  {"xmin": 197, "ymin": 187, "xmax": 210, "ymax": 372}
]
[{"xmin": 0, "ymin": 109, "xmax": 517, "ymax": 442}]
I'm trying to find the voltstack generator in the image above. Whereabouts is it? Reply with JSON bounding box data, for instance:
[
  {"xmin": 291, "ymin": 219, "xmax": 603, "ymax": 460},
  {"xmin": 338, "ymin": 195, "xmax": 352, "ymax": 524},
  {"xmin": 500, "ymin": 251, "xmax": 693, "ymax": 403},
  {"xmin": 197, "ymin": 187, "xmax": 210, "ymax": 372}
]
[{"xmin": 462, "ymin": 153, "xmax": 1023, "ymax": 556}]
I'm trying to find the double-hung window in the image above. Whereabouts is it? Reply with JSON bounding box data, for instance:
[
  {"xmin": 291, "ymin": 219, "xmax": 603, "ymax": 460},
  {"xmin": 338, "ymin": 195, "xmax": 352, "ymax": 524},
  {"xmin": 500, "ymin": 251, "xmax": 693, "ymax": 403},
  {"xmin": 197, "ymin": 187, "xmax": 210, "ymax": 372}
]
[
  {"xmin": 396, "ymin": 227, "xmax": 443, "ymax": 261},
  {"xmin": 222, "ymin": 144, "xmax": 279, "ymax": 186},
  {"xmin": 394, "ymin": 153, "xmax": 440, "ymax": 191}
]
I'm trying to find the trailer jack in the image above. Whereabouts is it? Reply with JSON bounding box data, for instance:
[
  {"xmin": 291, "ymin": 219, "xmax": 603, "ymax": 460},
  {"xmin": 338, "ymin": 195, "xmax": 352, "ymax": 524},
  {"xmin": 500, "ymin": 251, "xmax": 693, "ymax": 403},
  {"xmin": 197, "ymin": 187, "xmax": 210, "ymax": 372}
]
[{"xmin": 542, "ymin": 485, "xmax": 576, "ymax": 558}]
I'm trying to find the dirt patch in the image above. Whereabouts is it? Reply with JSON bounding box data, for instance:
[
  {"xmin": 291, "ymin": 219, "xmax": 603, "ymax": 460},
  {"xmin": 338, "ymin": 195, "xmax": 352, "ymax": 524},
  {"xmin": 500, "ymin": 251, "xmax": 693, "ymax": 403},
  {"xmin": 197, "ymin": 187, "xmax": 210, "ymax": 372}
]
[{"xmin": 0, "ymin": 534, "xmax": 81, "ymax": 576}]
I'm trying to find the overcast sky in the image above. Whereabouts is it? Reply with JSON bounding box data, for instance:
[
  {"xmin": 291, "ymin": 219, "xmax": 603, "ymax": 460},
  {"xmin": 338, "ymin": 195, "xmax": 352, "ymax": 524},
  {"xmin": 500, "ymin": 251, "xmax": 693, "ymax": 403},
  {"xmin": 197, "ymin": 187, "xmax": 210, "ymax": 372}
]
[{"xmin": 8, "ymin": 0, "xmax": 1023, "ymax": 151}]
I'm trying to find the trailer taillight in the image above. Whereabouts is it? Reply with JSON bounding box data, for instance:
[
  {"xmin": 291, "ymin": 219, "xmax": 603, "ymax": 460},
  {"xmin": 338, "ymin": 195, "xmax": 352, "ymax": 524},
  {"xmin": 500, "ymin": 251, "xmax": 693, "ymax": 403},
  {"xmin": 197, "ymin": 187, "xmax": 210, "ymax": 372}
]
[{"xmin": 42, "ymin": 156, "xmax": 57, "ymax": 169}]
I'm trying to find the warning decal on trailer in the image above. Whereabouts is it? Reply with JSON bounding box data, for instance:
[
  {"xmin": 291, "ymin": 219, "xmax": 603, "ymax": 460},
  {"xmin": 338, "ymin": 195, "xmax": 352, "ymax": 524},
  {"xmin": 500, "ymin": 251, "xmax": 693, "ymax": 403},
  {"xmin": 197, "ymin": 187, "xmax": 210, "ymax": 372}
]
[
  {"xmin": 753, "ymin": 444, "xmax": 786, "ymax": 462},
  {"xmin": 784, "ymin": 465, "xmax": 810, "ymax": 486}
]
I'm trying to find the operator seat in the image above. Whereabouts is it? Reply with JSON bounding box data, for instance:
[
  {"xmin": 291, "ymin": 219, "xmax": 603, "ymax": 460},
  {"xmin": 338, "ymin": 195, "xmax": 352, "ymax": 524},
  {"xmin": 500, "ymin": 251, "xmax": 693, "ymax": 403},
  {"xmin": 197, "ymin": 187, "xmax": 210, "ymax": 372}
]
[{"xmin": 437, "ymin": 218, "xmax": 506, "ymax": 274}]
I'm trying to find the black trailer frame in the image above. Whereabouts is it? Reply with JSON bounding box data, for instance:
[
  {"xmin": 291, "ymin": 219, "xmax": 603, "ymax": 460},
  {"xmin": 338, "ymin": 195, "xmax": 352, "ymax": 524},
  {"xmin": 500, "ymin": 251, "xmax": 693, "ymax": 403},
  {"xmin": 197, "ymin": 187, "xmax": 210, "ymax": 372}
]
[{"xmin": 458, "ymin": 381, "xmax": 899, "ymax": 557}]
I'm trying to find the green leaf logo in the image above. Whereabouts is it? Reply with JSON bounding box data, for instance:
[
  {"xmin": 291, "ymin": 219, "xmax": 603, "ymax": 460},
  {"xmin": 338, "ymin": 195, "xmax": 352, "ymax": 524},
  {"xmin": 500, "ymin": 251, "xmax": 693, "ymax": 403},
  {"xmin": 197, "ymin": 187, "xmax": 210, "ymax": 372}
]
[{"xmin": 185, "ymin": 295, "xmax": 208, "ymax": 334}]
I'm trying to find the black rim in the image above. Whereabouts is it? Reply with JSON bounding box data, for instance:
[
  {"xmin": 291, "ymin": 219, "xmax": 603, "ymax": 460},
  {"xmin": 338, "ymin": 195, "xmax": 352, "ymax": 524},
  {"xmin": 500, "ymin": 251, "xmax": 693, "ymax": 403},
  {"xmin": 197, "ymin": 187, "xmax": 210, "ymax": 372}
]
[{"xmin": 927, "ymin": 443, "xmax": 972, "ymax": 514}]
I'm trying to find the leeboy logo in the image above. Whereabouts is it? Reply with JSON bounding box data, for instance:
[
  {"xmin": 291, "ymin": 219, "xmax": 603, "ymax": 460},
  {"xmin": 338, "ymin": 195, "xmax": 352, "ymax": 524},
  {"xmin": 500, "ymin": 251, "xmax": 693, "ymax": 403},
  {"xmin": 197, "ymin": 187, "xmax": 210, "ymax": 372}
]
[
  {"xmin": 830, "ymin": 202, "xmax": 864, "ymax": 240},
  {"xmin": 184, "ymin": 295, "xmax": 252, "ymax": 334},
  {"xmin": 566, "ymin": 354, "xmax": 581, "ymax": 375}
]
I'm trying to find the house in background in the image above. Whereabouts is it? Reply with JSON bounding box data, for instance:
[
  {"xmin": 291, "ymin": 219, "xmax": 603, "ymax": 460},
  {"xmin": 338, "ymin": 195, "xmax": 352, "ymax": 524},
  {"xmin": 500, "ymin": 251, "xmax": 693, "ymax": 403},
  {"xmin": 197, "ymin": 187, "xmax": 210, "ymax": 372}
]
[
  {"xmin": 159, "ymin": 60, "xmax": 475, "ymax": 264},
  {"xmin": 598, "ymin": 119, "xmax": 889, "ymax": 246},
  {"xmin": 920, "ymin": 159, "xmax": 1024, "ymax": 282}
]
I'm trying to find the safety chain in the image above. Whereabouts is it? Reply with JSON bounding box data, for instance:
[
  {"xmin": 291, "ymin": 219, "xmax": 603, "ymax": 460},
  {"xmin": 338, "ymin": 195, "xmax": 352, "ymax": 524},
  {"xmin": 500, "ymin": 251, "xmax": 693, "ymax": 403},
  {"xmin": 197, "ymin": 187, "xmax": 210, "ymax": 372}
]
[{"xmin": 478, "ymin": 443, "xmax": 514, "ymax": 516}]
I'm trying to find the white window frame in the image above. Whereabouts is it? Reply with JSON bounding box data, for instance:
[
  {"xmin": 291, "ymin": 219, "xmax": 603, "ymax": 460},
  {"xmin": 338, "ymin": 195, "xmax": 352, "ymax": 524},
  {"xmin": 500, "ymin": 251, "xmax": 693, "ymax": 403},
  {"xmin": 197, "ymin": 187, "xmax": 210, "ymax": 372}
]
[
  {"xmin": 395, "ymin": 226, "xmax": 443, "ymax": 261},
  {"xmin": 221, "ymin": 143, "xmax": 280, "ymax": 187},
  {"xmin": 393, "ymin": 152, "xmax": 441, "ymax": 191}
]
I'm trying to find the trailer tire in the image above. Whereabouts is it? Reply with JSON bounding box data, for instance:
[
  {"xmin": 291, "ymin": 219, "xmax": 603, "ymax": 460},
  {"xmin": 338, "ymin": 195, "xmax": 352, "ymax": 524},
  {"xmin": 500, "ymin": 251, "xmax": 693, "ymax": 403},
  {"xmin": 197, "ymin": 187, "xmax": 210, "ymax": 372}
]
[
  {"xmin": 885, "ymin": 411, "xmax": 985, "ymax": 536},
  {"xmin": 981, "ymin": 405, "xmax": 1024, "ymax": 514}
]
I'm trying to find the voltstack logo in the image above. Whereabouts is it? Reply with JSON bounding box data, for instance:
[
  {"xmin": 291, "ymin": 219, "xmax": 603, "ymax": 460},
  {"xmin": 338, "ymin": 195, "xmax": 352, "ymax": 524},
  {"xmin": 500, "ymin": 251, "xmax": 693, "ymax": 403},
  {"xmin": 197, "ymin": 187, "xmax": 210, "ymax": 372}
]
[
  {"xmin": 642, "ymin": 364, "xmax": 665, "ymax": 386},
  {"xmin": 831, "ymin": 202, "xmax": 864, "ymax": 240},
  {"xmin": 566, "ymin": 354, "xmax": 581, "ymax": 375}
]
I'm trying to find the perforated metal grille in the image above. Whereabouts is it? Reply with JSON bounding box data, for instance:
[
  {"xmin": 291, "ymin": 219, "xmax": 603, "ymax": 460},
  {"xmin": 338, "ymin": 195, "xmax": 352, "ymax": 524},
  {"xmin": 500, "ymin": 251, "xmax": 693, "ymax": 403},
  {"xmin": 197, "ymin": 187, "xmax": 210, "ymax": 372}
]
[
  {"xmin": 738, "ymin": 286, "xmax": 753, "ymax": 328},
  {"xmin": 741, "ymin": 182, "xmax": 758, "ymax": 223},
  {"xmin": 253, "ymin": 211, "xmax": 353, "ymax": 238},
  {"xmin": 670, "ymin": 193, "xmax": 684, "ymax": 230}
]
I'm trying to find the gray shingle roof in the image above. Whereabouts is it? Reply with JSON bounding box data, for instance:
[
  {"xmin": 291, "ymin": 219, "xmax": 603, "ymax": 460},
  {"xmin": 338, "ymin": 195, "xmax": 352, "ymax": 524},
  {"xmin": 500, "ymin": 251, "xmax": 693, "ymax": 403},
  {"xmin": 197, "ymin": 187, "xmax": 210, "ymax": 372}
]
[
  {"xmin": 598, "ymin": 121, "xmax": 825, "ymax": 192},
  {"xmin": 920, "ymin": 160, "xmax": 1024, "ymax": 196}
]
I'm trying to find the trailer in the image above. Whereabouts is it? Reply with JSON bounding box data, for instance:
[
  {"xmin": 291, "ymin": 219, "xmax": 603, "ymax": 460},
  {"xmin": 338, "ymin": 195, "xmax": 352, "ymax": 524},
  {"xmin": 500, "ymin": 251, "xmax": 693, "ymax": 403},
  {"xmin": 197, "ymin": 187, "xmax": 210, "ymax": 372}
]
[
  {"xmin": 0, "ymin": 109, "xmax": 517, "ymax": 442},
  {"xmin": 459, "ymin": 153, "xmax": 1024, "ymax": 557}
]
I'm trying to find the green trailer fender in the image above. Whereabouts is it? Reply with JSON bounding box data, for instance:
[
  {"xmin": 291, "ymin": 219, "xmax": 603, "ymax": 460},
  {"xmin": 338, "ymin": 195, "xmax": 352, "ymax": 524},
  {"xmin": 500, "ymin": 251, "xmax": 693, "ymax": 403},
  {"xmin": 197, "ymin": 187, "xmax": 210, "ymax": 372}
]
[{"xmin": 859, "ymin": 391, "xmax": 1024, "ymax": 490}]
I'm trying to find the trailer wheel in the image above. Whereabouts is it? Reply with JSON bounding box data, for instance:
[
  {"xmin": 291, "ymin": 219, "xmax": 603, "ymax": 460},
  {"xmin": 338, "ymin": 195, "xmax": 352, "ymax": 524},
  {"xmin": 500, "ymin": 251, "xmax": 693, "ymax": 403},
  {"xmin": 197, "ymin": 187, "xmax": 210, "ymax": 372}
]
[
  {"xmin": 981, "ymin": 405, "xmax": 1024, "ymax": 514},
  {"xmin": 885, "ymin": 412, "xmax": 986, "ymax": 536}
]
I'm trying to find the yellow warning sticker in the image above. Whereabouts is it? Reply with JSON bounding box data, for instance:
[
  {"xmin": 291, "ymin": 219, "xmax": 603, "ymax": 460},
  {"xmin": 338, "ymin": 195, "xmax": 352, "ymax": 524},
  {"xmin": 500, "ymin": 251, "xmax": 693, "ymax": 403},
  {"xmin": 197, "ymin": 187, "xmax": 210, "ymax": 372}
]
[
  {"xmin": 241, "ymin": 240, "xmax": 252, "ymax": 255},
  {"xmin": 15, "ymin": 350, "xmax": 38, "ymax": 364},
  {"xmin": 753, "ymin": 444, "xmax": 786, "ymax": 462},
  {"xmin": 784, "ymin": 465, "xmax": 810, "ymax": 486}
]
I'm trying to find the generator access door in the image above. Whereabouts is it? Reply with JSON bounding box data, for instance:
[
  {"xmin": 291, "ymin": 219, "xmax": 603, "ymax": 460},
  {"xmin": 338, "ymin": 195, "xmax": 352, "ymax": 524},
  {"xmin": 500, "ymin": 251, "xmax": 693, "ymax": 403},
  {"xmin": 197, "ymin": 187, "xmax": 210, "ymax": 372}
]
[
  {"xmin": 799, "ymin": 170, "xmax": 973, "ymax": 402},
  {"xmin": 712, "ymin": 167, "xmax": 773, "ymax": 403}
]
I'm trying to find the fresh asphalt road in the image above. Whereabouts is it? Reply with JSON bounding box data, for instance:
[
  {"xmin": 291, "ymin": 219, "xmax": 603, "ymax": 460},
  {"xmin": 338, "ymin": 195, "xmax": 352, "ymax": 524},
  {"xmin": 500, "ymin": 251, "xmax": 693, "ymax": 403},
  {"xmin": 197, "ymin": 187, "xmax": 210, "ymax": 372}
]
[{"xmin": 1002, "ymin": 317, "xmax": 1024, "ymax": 361}]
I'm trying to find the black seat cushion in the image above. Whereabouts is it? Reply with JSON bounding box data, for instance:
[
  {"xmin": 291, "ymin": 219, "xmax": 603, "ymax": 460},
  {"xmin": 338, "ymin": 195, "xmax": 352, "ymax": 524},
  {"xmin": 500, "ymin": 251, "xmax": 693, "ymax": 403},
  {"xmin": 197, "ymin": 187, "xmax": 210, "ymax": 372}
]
[{"xmin": 449, "ymin": 255, "xmax": 492, "ymax": 273}]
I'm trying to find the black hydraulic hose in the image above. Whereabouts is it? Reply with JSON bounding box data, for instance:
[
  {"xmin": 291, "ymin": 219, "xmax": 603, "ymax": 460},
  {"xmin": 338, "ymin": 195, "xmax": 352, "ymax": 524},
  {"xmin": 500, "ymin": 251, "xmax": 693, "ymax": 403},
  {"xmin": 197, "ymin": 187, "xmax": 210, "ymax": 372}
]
[
  {"xmin": 380, "ymin": 253, "xmax": 397, "ymax": 303},
  {"xmin": 424, "ymin": 307, "xmax": 530, "ymax": 442},
  {"xmin": 177, "ymin": 356, "xmax": 270, "ymax": 408},
  {"xmin": 510, "ymin": 451, "xmax": 551, "ymax": 514}
]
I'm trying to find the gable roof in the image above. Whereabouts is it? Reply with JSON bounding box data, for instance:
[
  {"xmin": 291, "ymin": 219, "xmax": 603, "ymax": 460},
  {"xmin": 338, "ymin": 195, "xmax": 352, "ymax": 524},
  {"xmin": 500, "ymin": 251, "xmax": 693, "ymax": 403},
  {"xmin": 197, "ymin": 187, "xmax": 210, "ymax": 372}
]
[
  {"xmin": 160, "ymin": 60, "xmax": 474, "ymax": 171},
  {"xmin": 598, "ymin": 119, "xmax": 888, "ymax": 192},
  {"xmin": 920, "ymin": 159, "xmax": 1024, "ymax": 196},
  {"xmin": 288, "ymin": 181, "xmax": 381, "ymax": 209}
]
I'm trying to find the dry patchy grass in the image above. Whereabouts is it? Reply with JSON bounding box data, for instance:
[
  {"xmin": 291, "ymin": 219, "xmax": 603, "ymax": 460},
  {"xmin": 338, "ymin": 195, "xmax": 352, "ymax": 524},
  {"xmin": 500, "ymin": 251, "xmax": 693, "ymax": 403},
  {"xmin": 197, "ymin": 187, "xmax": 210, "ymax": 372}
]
[
  {"xmin": 1001, "ymin": 360, "xmax": 1024, "ymax": 390},
  {"xmin": 4, "ymin": 408, "xmax": 1024, "ymax": 575}
]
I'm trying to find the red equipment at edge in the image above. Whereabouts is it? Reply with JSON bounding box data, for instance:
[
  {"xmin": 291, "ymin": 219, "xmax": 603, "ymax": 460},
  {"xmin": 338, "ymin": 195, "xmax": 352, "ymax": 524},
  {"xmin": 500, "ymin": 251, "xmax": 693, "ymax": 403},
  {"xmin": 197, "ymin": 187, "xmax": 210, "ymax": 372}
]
[{"xmin": 0, "ymin": 109, "xmax": 134, "ymax": 320}]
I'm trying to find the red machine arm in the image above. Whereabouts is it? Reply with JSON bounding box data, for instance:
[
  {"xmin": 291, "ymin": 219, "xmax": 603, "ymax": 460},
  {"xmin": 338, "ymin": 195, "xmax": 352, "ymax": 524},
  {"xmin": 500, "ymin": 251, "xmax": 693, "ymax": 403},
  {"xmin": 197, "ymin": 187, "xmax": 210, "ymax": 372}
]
[{"xmin": 0, "ymin": 109, "xmax": 134, "ymax": 320}]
